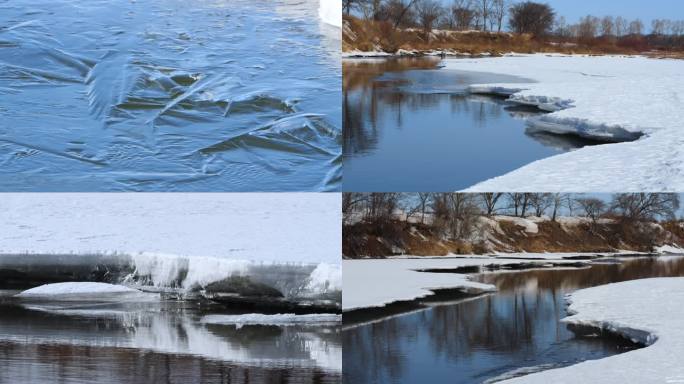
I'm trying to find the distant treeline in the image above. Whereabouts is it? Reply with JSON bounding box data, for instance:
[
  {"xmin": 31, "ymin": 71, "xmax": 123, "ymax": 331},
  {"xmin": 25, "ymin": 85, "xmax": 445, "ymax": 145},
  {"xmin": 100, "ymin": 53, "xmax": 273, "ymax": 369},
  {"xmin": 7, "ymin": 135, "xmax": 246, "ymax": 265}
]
[
  {"xmin": 344, "ymin": 192, "xmax": 681, "ymax": 227},
  {"xmin": 343, "ymin": 0, "xmax": 684, "ymax": 51}
]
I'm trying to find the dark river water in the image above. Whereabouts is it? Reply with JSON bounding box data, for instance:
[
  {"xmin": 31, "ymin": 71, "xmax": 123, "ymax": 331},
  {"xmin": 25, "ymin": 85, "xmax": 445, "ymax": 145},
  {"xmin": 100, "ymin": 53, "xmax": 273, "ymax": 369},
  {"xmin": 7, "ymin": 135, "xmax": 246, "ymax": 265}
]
[
  {"xmin": 0, "ymin": 0, "xmax": 341, "ymax": 191},
  {"xmin": 0, "ymin": 292, "xmax": 341, "ymax": 384},
  {"xmin": 342, "ymin": 256, "xmax": 684, "ymax": 384},
  {"xmin": 342, "ymin": 58, "xmax": 598, "ymax": 192}
]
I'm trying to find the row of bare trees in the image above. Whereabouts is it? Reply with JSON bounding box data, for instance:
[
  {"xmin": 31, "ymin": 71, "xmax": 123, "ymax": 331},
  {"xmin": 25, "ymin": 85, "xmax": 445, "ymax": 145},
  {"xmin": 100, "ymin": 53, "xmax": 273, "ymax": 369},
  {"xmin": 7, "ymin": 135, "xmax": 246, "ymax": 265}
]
[
  {"xmin": 344, "ymin": 193, "xmax": 681, "ymax": 227},
  {"xmin": 556, "ymin": 16, "xmax": 684, "ymax": 40},
  {"xmin": 345, "ymin": 0, "xmax": 684, "ymax": 46},
  {"xmin": 345, "ymin": 0, "xmax": 518, "ymax": 35}
]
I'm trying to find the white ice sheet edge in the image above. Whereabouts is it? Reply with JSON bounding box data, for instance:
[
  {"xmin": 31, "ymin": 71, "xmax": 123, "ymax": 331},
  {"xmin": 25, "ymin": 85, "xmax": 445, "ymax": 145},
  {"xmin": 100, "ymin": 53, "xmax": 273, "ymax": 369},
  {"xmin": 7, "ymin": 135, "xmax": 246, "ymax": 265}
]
[
  {"xmin": 201, "ymin": 313, "xmax": 341, "ymax": 326},
  {"xmin": 501, "ymin": 277, "xmax": 684, "ymax": 384}
]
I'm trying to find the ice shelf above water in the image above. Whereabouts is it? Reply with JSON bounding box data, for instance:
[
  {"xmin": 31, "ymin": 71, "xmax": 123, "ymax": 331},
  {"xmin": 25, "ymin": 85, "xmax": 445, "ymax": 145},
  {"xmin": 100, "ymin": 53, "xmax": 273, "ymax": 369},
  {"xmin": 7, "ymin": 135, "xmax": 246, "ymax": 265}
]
[{"xmin": 440, "ymin": 54, "xmax": 684, "ymax": 192}]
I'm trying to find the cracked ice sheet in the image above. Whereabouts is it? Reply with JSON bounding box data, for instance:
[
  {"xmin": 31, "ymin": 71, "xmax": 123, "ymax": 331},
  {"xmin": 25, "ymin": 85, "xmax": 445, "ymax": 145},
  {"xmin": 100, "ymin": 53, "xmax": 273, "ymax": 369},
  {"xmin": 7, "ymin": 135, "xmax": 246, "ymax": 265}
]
[
  {"xmin": 441, "ymin": 54, "xmax": 684, "ymax": 192},
  {"xmin": 342, "ymin": 256, "xmax": 583, "ymax": 311},
  {"xmin": 500, "ymin": 277, "xmax": 684, "ymax": 384}
]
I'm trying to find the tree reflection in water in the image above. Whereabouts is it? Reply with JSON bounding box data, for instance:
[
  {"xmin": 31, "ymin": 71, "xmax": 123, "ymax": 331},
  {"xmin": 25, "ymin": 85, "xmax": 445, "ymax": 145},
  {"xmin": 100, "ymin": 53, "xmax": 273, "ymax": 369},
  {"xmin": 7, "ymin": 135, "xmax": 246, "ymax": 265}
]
[{"xmin": 342, "ymin": 58, "xmax": 603, "ymax": 191}]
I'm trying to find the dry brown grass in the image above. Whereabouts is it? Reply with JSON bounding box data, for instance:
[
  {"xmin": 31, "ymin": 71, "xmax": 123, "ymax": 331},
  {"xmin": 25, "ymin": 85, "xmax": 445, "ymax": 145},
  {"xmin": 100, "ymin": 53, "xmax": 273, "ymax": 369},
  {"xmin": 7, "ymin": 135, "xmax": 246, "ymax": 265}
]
[
  {"xmin": 343, "ymin": 16, "xmax": 684, "ymax": 57},
  {"xmin": 343, "ymin": 217, "xmax": 684, "ymax": 258}
]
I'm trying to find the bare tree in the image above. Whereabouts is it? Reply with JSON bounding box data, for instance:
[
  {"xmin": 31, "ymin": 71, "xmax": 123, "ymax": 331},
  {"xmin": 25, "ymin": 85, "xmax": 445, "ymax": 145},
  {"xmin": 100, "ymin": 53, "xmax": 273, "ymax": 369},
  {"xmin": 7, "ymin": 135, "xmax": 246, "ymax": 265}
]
[
  {"xmin": 611, "ymin": 193, "xmax": 680, "ymax": 222},
  {"xmin": 343, "ymin": 0, "xmax": 354, "ymax": 15},
  {"xmin": 520, "ymin": 193, "xmax": 533, "ymax": 217},
  {"xmin": 385, "ymin": 0, "xmax": 419, "ymax": 29},
  {"xmin": 417, "ymin": 0, "xmax": 443, "ymax": 39},
  {"xmin": 549, "ymin": 193, "xmax": 571, "ymax": 222},
  {"xmin": 578, "ymin": 198, "xmax": 606, "ymax": 220},
  {"xmin": 430, "ymin": 193, "xmax": 482, "ymax": 240},
  {"xmin": 578, "ymin": 15, "xmax": 600, "ymax": 42},
  {"xmin": 629, "ymin": 19, "xmax": 644, "ymax": 35},
  {"xmin": 479, "ymin": 193, "xmax": 504, "ymax": 216},
  {"xmin": 529, "ymin": 193, "xmax": 552, "ymax": 217},
  {"xmin": 577, "ymin": 197, "xmax": 606, "ymax": 232},
  {"xmin": 476, "ymin": 0, "xmax": 492, "ymax": 31},
  {"xmin": 343, "ymin": 192, "xmax": 365, "ymax": 215},
  {"xmin": 363, "ymin": 192, "xmax": 401, "ymax": 223},
  {"xmin": 601, "ymin": 16, "xmax": 614, "ymax": 37},
  {"xmin": 452, "ymin": 0, "xmax": 476, "ymax": 30},
  {"xmin": 506, "ymin": 193, "xmax": 523, "ymax": 217},
  {"xmin": 490, "ymin": 0, "xmax": 506, "ymax": 32},
  {"xmin": 615, "ymin": 16, "xmax": 627, "ymax": 37},
  {"xmin": 555, "ymin": 15, "xmax": 568, "ymax": 38},
  {"xmin": 417, "ymin": 192, "xmax": 431, "ymax": 224},
  {"xmin": 362, "ymin": 0, "xmax": 385, "ymax": 20},
  {"xmin": 652, "ymin": 19, "xmax": 667, "ymax": 35},
  {"xmin": 508, "ymin": 1, "xmax": 555, "ymax": 38}
]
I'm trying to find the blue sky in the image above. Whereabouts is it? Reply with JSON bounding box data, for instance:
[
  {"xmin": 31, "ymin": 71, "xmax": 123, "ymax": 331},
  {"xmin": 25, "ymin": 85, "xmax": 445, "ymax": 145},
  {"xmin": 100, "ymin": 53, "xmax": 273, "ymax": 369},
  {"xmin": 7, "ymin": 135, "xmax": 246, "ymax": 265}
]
[
  {"xmin": 438, "ymin": 0, "xmax": 684, "ymax": 25},
  {"xmin": 538, "ymin": 0, "xmax": 684, "ymax": 24}
]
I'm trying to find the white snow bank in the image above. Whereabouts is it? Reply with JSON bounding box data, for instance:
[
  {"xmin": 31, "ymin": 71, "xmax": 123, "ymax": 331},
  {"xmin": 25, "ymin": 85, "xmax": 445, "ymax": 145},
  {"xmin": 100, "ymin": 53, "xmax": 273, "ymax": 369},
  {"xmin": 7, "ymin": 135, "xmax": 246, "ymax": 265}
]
[
  {"xmin": 501, "ymin": 277, "xmax": 684, "ymax": 384},
  {"xmin": 443, "ymin": 55, "xmax": 684, "ymax": 192},
  {"xmin": 127, "ymin": 252, "xmax": 341, "ymax": 298},
  {"xmin": 343, "ymin": 257, "xmax": 581, "ymax": 311},
  {"xmin": 15, "ymin": 282, "xmax": 154, "ymax": 300},
  {"xmin": 494, "ymin": 216, "xmax": 539, "ymax": 233},
  {"xmin": 0, "ymin": 193, "xmax": 340, "ymax": 265},
  {"xmin": 655, "ymin": 244, "xmax": 684, "ymax": 255},
  {"xmin": 319, "ymin": 0, "xmax": 341, "ymax": 28},
  {"xmin": 201, "ymin": 313, "xmax": 341, "ymax": 326}
]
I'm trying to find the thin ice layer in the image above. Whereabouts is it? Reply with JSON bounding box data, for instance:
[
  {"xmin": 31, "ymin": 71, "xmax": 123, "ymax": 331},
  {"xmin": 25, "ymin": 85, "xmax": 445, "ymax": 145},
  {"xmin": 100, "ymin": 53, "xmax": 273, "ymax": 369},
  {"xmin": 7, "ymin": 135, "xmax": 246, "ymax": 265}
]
[
  {"xmin": 0, "ymin": 0, "xmax": 341, "ymax": 191},
  {"xmin": 201, "ymin": 313, "xmax": 341, "ymax": 326}
]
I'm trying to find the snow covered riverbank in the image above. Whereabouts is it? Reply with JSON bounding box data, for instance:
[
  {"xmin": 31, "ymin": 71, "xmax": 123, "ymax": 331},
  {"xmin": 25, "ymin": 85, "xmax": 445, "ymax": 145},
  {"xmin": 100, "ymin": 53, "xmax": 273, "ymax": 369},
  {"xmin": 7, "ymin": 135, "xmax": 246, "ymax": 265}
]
[
  {"xmin": 500, "ymin": 277, "xmax": 684, "ymax": 384},
  {"xmin": 440, "ymin": 54, "xmax": 684, "ymax": 192}
]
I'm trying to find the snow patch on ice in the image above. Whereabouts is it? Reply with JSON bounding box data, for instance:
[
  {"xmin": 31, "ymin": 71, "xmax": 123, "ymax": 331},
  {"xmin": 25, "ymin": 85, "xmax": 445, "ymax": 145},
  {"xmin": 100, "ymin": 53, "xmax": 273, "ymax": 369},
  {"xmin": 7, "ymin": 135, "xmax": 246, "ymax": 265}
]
[
  {"xmin": 655, "ymin": 245, "xmax": 684, "ymax": 255},
  {"xmin": 15, "ymin": 282, "xmax": 155, "ymax": 301},
  {"xmin": 343, "ymin": 257, "xmax": 585, "ymax": 311},
  {"xmin": 201, "ymin": 313, "xmax": 341, "ymax": 327}
]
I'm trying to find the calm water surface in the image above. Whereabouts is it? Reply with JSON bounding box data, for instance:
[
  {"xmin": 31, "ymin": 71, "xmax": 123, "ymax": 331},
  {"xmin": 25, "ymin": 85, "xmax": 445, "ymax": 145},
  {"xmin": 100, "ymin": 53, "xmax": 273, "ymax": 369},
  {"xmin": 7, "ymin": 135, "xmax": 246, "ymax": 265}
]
[
  {"xmin": 0, "ymin": 0, "xmax": 341, "ymax": 191},
  {"xmin": 342, "ymin": 58, "xmax": 596, "ymax": 191},
  {"xmin": 0, "ymin": 293, "xmax": 341, "ymax": 384},
  {"xmin": 342, "ymin": 257, "xmax": 684, "ymax": 384}
]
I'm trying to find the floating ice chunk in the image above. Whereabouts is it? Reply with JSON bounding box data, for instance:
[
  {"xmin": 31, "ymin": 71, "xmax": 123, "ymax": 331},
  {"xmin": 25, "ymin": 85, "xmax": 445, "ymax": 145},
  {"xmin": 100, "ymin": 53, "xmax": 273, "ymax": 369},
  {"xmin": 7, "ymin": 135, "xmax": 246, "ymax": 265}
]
[
  {"xmin": 15, "ymin": 282, "xmax": 156, "ymax": 301},
  {"xmin": 201, "ymin": 313, "xmax": 341, "ymax": 326}
]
